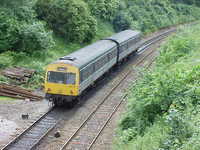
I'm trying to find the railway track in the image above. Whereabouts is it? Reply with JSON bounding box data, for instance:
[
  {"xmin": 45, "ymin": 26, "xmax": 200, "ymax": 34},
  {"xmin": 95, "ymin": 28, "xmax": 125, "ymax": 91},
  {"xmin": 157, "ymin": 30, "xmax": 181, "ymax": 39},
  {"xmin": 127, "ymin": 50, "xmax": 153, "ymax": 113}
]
[
  {"xmin": 1, "ymin": 107, "xmax": 60, "ymax": 150},
  {"xmin": 59, "ymin": 38, "xmax": 160, "ymax": 150},
  {"xmin": 138, "ymin": 28, "xmax": 176, "ymax": 53},
  {"xmin": 2, "ymin": 26, "xmax": 177, "ymax": 150}
]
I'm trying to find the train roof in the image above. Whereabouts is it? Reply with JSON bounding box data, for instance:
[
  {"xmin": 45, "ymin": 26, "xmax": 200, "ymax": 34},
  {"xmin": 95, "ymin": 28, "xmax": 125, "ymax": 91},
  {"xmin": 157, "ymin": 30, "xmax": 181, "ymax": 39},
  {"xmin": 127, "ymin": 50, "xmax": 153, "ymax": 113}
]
[
  {"xmin": 52, "ymin": 30, "xmax": 141, "ymax": 69},
  {"xmin": 107, "ymin": 30, "xmax": 141, "ymax": 44},
  {"xmin": 52, "ymin": 40, "xmax": 116, "ymax": 69}
]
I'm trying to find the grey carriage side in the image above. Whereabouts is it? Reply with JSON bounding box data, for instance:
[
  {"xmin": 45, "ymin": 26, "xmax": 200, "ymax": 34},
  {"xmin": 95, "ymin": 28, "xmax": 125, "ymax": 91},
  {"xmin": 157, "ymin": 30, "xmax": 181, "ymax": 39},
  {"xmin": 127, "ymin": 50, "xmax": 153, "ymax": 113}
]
[{"xmin": 107, "ymin": 30, "xmax": 141, "ymax": 61}]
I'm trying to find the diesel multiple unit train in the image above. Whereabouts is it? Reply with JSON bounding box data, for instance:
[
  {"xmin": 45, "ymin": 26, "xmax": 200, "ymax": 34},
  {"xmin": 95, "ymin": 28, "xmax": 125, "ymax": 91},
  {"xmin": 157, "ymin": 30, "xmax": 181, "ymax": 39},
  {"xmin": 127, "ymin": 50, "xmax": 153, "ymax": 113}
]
[{"xmin": 45, "ymin": 30, "xmax": 141, "ymax": 105}]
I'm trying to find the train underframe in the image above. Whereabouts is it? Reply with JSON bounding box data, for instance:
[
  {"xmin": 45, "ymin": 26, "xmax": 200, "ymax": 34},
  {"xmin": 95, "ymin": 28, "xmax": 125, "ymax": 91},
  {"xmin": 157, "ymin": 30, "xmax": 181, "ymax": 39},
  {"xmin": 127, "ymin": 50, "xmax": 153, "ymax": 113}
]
[{"xmin": 45, "ymin": 93, "xmax": 78, "ymax": 106}]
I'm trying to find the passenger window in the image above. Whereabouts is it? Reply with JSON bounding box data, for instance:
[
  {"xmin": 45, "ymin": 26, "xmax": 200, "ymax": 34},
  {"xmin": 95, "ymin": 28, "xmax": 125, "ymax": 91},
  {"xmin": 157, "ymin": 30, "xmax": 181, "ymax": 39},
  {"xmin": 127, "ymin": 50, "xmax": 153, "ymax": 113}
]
[
  {"xmin": 108, "ymin": 52, "xmax": 113, "ymax": 60},
  {"xmin": 119, "ymin": 46, "xmax": 123, "ymax": 53},
  {"xmin": 129, "ymin": 40, "xmax": 133, "ymax": 46},
  {"xmin": 109, "ymin": 49, "xmax": 116, "ymax": 59},
  {"xmin": 80, "ymin": 64, "xmax": 94, "ymax": 82}
]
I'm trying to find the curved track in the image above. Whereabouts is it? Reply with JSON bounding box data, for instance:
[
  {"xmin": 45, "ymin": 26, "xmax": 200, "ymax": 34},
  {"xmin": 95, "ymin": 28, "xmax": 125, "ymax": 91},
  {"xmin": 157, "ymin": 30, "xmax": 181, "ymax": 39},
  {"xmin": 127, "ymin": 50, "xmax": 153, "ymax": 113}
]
[
  {"xmin": 59, "ymin": 37, "xmax": 160, "ymax": 150},
  {"xmin": 59, "ymin": 27, "xmax": 176, "ymax": 149}
]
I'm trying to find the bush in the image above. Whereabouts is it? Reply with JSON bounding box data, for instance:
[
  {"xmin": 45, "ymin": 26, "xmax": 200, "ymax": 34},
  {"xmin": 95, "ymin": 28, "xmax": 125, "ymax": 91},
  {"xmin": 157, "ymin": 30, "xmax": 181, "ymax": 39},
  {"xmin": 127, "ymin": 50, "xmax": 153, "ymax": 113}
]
[
  {"xmin": 35, "ymin": 0, "xmax": 97, "ymax": 43},
  {"xmin": 0, "ymin": 7, "xmax": 54, "ymax": 53},
  {"xmin": 112, "ymin": 0, "xmax": 200, "ymax": 33},
  {"xmin": 113, "ymin": 11, "xmax": 132, "ymax": 32},
  {"xmin": 16, "ymin": 22, "xmax": 54, "ymax": 53},
  {"xmin": 0, "ymin": 9, "xmax": 20, "ymax": 53},
  {"xmin": 116, "ymin": 24, "xmax": 200, "ymax": 149},
  {"xmin": 85, "ymin": 0, "xmax": 120, "ymax": 21},
  {"xmin": 0, "ymin": 51, "xmax": 14, "ymax": 69},
  {"xmin": 13, "ymin": 6, "xmax": 37, "ymax": 23}
]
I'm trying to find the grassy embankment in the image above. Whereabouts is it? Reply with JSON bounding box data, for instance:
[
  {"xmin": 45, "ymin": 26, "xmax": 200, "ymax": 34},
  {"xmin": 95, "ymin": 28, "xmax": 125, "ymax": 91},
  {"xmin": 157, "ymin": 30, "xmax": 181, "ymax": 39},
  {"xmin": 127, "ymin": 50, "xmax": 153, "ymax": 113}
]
[{"xmin": 115, "ymin": 23, "xmax": 200, "ymax": 150}]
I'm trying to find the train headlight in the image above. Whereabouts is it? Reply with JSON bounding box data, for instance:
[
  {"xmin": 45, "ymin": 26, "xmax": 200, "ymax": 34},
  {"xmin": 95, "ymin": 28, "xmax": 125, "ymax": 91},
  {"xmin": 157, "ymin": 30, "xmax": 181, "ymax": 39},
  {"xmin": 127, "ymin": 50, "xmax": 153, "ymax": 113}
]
[
  {"xmin": 47, "ymin": 88, "xmax": 51, "ymax": 92},
  {"xmin": 70, "ymin": 90, "xmax": 73, "ymax": 94}
]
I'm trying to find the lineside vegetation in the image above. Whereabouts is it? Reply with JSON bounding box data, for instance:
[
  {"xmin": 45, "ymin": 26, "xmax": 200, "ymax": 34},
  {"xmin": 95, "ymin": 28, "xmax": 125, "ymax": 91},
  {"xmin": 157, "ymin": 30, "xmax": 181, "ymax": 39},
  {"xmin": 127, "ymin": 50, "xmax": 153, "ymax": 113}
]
[{"xmin": 115, "ymin": 23, "xmax": 200, "ymax": 150}]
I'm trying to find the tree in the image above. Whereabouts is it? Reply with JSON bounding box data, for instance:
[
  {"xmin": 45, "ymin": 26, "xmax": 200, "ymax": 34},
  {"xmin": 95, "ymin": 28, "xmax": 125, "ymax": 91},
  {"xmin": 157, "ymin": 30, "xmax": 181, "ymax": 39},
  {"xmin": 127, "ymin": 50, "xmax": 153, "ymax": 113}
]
[
  {"xmin": 35, "ymin": 0, "xmax": 97, "ymax": 43},
  {"xmin": 0, "ymin": 0, "xmax": 54, "ymax": 53},
  {"xmin": 85, "ymin": 0, "xmax": 120, "ymax": 21},
  {"xmin": 113, "ymin": 11, "xmax": 132, "ymax": 31}
]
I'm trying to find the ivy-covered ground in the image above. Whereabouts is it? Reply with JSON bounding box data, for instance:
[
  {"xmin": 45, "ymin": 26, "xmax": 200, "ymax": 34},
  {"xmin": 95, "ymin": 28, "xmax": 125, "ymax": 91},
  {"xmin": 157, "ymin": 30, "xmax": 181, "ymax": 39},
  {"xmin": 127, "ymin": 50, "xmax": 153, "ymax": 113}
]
[{"xmin": 115, "ymin": 23, "xmax": 200, "ymax": 150}]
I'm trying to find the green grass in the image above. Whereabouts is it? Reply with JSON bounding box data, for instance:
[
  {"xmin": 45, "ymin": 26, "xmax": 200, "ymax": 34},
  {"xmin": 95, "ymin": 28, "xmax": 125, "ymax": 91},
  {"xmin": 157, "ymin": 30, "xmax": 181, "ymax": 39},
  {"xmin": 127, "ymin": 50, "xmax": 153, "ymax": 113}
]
[
  {"xmin": 0, "ymin": 96, "xmax": 17, "ymax": 101},
  {"xmin": 115, "ymin": 23, "xmax": 200, "ymax": 150},
  {"xmin": 114, "ymin": 120, "xmax": 169, "ymax": 150},
  {"xmin": 93, "ymin": 19, "xmax": 115, "ymax": 41}
]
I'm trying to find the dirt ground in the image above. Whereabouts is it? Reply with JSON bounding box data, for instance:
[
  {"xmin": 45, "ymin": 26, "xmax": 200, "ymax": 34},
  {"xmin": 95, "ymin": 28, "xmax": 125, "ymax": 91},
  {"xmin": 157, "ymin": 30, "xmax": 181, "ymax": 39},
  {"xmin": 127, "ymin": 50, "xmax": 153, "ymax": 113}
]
[{"xmin": 0, "ymin": 97, "xmax": 50, "ymax": 149}]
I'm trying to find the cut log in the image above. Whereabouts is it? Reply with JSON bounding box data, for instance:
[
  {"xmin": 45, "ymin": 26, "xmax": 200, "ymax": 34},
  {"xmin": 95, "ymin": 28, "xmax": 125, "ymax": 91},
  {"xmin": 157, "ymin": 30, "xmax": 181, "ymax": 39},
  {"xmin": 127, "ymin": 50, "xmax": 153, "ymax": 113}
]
[{"xmin": 1, "ymin": 67, "xmax": 36, "ymax": 83}]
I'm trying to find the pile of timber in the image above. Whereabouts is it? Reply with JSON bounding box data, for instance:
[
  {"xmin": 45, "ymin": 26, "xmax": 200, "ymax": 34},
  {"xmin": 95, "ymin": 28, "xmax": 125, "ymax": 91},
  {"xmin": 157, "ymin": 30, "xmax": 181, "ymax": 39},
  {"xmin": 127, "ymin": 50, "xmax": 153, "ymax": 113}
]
[
  {"xmin": 1, "ymin": 67, "xmax": 35, "ymax": 83},
  {"xmin": 0, "ymin": 83, "xmax": 43, "ymax": 101}
]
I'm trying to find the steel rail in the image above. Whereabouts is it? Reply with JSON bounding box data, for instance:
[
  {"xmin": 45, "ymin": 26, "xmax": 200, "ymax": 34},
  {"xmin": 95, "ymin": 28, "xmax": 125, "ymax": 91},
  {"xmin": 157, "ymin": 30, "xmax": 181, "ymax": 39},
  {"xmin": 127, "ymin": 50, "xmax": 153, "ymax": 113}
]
[
  {"xmin": 60, "ymin": 37, "xmax": 160, "ymax": 150},
  {"xmin": 86, "ymin": 28, "xmax": 177, "ymax": 149},
  {"xmin": 1, "ymin": 106, "xmax": 58, "ymax": 150},
  {"xmin": 60, "ymin": 27, "xmax": 178, "ymax": 150},
  {"xmin": 87, "ymin": 52, "xmax": 158, "ymax": 150},
  {"xmin": 138, "ymin": 28, "xmax": 176, "ymax": 54}
]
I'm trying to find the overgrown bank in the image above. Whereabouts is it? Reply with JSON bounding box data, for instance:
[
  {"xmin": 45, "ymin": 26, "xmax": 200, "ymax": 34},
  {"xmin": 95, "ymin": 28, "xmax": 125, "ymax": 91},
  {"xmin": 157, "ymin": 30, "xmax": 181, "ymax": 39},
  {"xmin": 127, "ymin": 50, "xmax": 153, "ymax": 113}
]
[
  {"xmin": 115, "ymin": 23, "xmax": 200, "ymax": 150},
  {"xmin": 1, "ymin": 0, "xmax": 200, "ymax": 89}
]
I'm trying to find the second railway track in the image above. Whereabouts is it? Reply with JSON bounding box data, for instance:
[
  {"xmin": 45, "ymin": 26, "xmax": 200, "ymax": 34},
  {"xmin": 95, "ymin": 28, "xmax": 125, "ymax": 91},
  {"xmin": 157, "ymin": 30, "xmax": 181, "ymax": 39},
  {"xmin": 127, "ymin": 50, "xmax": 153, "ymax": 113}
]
[{"xmin": 60, "ymin": 39, "xmax": 159, "ymax": 150}]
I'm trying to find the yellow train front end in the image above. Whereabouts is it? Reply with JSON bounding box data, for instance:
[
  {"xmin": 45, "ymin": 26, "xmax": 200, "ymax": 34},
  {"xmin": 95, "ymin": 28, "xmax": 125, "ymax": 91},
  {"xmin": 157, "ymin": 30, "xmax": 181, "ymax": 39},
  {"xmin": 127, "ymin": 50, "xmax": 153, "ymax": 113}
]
[{"xmin": 44, "ymin": 63, "xmax": 80, "ymax": 105}]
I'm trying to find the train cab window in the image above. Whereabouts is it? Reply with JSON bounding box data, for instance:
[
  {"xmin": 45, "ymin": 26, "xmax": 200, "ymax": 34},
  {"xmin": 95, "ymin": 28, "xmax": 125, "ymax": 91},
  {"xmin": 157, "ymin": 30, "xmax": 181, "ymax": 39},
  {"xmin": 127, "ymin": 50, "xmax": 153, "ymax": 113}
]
[
  {"xmin": 48, "ymin": 71, "xmax": 65, "ymax": 84},
  {"xmin": 66, "ymin": 73, "xmax": 76, "ymax": 84},
  {"xmin": 48, "ymin": 71, "xmax": 76, "ymax": 85}
]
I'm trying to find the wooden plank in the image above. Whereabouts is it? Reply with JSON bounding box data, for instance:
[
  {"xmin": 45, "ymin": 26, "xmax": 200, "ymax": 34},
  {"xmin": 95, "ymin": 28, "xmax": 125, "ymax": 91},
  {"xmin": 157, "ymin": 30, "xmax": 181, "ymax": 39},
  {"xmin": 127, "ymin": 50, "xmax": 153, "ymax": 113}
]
[
  {"xmin": 0, "ymin": 92, "xmax": 24, "ymax": 99},
  {"xmin": 0, "ymin": 83, "xmax": 43, "ymax": 101},
  {"xmin": 1, "ymin": 84, "xmax": 43, "ymax": 99},
  {"xmin": 0, "ymin": 88, "xmax": 41, "ymax": 101}
]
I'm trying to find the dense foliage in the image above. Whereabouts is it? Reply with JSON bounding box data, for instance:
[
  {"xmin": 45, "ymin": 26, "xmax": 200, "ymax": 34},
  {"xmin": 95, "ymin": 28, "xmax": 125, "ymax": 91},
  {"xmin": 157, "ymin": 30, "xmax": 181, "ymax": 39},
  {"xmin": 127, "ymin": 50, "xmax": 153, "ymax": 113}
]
[
  {"xmin": 0, "ymin": 1, "xmax": 54, "ymax": 53},
  {"xmin": 116, "ymin": 24, "xmax": 200, "ymax": 150},
  {"xmin": 113, "ymin": 0, "xmax": 200, "ymax": 32},
  {"xmin": 85, "ymin": 0, "xmax": 120, "ymax": 21},
  {"xmin": 1, "ymin": 0, "xmax": 200, "ymax": 53},
  {"xmin": 35, "ymin": 0, "xmax": 97, "ymax": 43},
  {"xmin": 170, "ymin": 0, "xmax": 200, "ymax": 6},
  {"xmin": 113, "ymin": 11, "xmax": 132, "ymax": 32}
]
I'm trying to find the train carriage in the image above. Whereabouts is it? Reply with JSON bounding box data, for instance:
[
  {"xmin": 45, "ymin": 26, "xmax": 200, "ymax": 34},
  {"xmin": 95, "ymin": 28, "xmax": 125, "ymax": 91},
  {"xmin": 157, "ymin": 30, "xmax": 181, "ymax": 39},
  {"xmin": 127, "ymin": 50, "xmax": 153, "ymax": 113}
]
[
  {"xmin": 108, "ymin": 30, "xmax": 141, "ymax": 60},
  {"xmin": 45, "ymin": 30, "xmax": 141, "ymax": 105}
]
